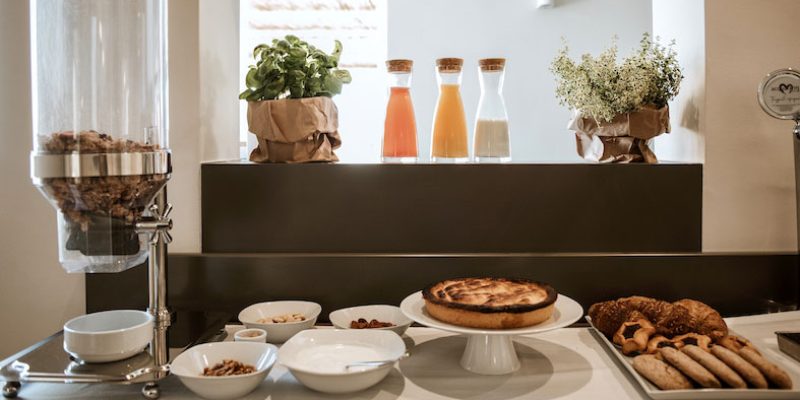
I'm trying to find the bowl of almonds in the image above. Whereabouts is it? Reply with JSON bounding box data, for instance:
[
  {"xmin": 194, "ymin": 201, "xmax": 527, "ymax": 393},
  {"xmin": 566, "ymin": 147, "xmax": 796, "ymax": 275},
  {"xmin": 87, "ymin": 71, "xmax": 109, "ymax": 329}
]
[{"xmin": 238, "ymin": 301, "xmax": 321, "ymax": 343}]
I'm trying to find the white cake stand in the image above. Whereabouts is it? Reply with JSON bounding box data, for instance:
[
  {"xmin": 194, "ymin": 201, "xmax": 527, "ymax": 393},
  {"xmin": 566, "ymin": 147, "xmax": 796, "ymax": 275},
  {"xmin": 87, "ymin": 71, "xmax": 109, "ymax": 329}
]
[{"xmin": 400, "ymin": 292, "xmax": 583, "ymax": 375}]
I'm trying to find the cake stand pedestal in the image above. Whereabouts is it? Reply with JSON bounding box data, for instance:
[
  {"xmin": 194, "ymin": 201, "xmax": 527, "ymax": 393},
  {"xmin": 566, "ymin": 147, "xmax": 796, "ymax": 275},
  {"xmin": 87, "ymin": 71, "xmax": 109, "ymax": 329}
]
[{"xmin": 400, "ymin": 292, "xmax": 583, "ymax": 375}]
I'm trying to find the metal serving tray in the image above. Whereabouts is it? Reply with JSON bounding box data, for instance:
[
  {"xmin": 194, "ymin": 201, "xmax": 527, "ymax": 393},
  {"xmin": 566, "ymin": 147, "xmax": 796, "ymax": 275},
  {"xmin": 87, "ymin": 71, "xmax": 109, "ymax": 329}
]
[
  {"xmin": 587, "ymin": 317, "xmax": 800, "ymax": 400},
  {"xmin": 0, "ymin": 331, "xmax": 167, "ymax": 386}
]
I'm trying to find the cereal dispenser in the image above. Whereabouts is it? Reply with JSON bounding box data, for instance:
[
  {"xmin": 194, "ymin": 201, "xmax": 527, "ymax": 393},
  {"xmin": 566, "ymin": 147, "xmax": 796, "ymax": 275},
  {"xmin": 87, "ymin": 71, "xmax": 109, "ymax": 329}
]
[
  {"xmin": 1, "ymin": 1, "xmax": 173, "ymax": 398},
  {"xmin": 30, "ymin": 0, "xmax": 171, "ymax": 273}
]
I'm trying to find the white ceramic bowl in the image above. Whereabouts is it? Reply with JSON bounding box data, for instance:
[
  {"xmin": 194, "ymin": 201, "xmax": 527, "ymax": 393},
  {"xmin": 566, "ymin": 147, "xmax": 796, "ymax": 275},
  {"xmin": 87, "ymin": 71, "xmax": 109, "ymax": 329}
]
[
  {"xmin": 234, "ymin": 328, "xmax": 267, "ymax": 343},
  {"xmin": 63, "ymin": 310, "xmax": 153, "ymax": 363},
  {"xmin": 279, "ymin": 329, "xmax": 406, "ymax": 394},
  {"xmin": 170, "ymin": 341, "xmax": 278, "ymax": 400},
  {"xmin": 329, "ymin": 305, "xmax": 413, "ymax": 336},
  {"xmin": 238, "ymin": 301, "xmax": 321, "ymax": 343}
]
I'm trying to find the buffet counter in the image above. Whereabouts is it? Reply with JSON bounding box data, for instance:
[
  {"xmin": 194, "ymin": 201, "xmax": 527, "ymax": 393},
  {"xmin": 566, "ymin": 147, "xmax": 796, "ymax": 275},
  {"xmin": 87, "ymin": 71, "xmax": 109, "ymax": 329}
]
[{"xmin": 12, "ymin": 311, "xmax": 800, "ymax": 400}]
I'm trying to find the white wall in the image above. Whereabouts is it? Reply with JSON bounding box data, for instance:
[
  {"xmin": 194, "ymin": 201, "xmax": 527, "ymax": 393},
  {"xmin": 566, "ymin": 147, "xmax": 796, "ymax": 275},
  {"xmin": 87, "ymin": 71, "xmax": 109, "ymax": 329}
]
[
  {"xmin": 388, "ymin": 0, "xmax": 653, "ymax": 162},
  {"xmin": 652, "ymin": 0, "xmax": 705, "ymax": 163},
  {"xmin": 703, "ymin": 0, "xmax": 800, "ymax": 251},
  {"xmin": 0, "ymin": 0, "xmax": 214, "ymax": 358},
  {"xmin": 0, "ymin": 0, "xmax": 85, "ymax": 358}
]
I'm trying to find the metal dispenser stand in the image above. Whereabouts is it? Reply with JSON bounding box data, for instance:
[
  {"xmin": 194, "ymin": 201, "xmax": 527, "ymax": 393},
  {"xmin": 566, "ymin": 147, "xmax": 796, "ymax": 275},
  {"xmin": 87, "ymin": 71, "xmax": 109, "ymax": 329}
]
[
  {"xmin": 758, "ymin": 68, "xmax": 800, "ymax": 360},
  {"xmin": 0, "ymin": 153, "xmax": 174, "ymax": 399}
]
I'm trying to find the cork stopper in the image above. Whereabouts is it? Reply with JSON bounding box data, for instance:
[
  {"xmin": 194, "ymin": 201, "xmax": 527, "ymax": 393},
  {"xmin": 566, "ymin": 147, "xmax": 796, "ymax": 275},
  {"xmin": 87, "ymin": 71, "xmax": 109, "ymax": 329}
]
[
  {"xmin": 479, "ymin": 58, "xmax": 506, "ymax": 71},
  {"xmin": 386, "ymin": 59, "xmax": 413, "ymax": 73},
  {"xmin": 436, "ymin": 57, "xmax": 463, "ymax": 72}
]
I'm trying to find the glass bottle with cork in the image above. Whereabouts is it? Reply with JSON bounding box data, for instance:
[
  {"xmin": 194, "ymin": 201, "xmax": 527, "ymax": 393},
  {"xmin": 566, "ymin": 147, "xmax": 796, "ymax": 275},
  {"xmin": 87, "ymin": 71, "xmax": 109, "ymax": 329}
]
[
  {"xmin": 474, "ymin": 58, "xmax": 511, "ymax": 163},
  {"xmin": 431, "ymin": 58, "xmax": 469, "ymax": 163},
  {"xmin": 382, "ymin": 59, "xmax": 419, "ymax": 163}
]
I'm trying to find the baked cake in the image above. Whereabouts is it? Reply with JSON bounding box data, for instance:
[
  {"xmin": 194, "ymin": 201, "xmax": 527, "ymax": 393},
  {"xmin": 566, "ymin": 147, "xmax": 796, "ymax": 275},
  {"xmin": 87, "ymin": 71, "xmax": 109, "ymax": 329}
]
[{"xmin": 422, "ymin": 277, "xmax": 557, "ymax": 329}]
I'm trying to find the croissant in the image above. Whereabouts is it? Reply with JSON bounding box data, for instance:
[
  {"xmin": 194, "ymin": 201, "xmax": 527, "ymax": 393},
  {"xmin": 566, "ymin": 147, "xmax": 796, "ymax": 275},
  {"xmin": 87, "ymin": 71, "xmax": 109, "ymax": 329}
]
[
  {"xmin": 589, "ymin": 296, "xmax": 694, "ymax": 338},
  {"xmin": 673, "ymin": 299, "xmax": 728, "ymax": 341}
]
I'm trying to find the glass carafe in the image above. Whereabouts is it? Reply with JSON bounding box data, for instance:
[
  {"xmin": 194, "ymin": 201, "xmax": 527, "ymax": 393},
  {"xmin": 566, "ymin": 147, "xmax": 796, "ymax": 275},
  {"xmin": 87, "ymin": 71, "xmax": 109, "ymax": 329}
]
[
  {"xmin": 473, "ymin": 58, "xmax": 511, "ymax": 163},
  {"xmin": 382, "ymin": 60, "xmax": 418, "ymax": 163},
  {"xmin": 431, "ymin": 58, "xmax": 469, "ymax": 163}
]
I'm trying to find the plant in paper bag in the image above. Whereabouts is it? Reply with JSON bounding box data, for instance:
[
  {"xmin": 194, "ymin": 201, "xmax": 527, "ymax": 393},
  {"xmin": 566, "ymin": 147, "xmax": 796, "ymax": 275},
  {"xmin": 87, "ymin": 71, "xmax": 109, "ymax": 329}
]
[
  {"xmin": 239, "ymin": 35, "xmax": 352, "ymax": 101},
  {"xmin": 239, "ymin": 35, "xmax": 351, "ymax": 163},
  {"xmin": 550, "ymin": 33, "xmax": 683, "ymax": 163}
]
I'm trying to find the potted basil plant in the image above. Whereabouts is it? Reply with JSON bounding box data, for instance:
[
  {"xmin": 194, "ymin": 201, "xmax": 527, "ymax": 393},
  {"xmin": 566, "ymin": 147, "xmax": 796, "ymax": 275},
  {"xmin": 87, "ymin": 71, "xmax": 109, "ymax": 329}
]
[
  {"xmin": 240, "ymin": 35, "xmax": 352, "ymax": 163},
  {"xmin": 551, "ymin": 33, "xmax": 683, "ymax": 163}
]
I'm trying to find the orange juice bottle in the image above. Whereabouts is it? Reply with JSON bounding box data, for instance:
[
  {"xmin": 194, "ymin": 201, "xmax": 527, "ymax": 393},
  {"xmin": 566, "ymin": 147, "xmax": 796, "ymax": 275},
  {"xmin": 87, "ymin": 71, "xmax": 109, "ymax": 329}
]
[
  {"xmin": 431, "ymin": 58, "xmax": 468, "ymax": 163},
  {"xmin": 382, "ymin": 59, "xmax": 418, "ymax": 163}
]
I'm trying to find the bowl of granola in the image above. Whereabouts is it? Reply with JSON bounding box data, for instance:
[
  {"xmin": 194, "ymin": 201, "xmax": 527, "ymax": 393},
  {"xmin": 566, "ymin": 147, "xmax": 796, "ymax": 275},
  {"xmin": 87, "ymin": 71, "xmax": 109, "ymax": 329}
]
[{"xmin": 238, "ymin": 301, "xmax": 321, "ymax": 343}]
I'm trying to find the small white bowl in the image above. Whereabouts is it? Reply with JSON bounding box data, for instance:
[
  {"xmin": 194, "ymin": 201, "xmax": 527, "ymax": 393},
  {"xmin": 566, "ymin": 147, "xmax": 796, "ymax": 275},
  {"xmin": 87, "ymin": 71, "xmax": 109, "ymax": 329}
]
[
  {"xmin": 238, "ymin": 301, "xmax": 321, "ymax": 343},
  {"xmin": 170, "ymin": 341, "xmax": 278, "ymax": 400},
  {"xmin": 63, "ymin": 310, "xmax": 153, "ymax": 363},
  {"xmin": 234, "ymin": 328, "xmax": 267, "ymax": 343},
  {"xmin": 329, "ymin": 305, "xmax": 413, "ymax": 336},
  {"xmin": 279, "ymin": 329, "xmax": 406, "ymax": 394}
]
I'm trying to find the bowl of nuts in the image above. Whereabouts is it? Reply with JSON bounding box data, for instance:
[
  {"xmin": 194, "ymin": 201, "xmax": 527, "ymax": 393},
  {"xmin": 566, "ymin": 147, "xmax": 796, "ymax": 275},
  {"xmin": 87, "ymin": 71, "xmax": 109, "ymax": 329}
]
[
  {"xmin": 238, "ymin": 301, "xmax": 321, "ymax": 343},
  {"xmin": 170, "ymin": 341, "xmax": 278, "ymax": 400},
  {"xmin": 329, "ymin": 305, "xmax": 413, "ymax": 336}
]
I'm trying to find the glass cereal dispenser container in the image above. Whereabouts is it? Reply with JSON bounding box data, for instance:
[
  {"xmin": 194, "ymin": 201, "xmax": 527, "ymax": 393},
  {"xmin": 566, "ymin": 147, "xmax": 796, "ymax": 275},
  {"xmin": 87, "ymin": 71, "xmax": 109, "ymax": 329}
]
[{"xmin": 30, "ymin": 0, "xmax": 171, "ymax": 273}]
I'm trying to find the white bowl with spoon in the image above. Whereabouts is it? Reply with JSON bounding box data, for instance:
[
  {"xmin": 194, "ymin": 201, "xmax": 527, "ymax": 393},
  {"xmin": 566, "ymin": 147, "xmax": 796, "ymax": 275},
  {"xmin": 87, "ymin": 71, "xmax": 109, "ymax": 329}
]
[{"xmin": 279, "ymin": 329, "xmax": 407, "ymax": 393}]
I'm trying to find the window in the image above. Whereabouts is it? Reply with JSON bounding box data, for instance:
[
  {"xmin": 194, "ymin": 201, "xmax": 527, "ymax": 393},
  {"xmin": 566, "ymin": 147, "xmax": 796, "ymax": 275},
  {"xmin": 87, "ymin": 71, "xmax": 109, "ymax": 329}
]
[
  {"xmin": 239, "ymin": 0, "xmax": 387, "ymax": 162},
  {"xmin": 239, "ymin": 0, "xmax": 654, "ymax": 163}
]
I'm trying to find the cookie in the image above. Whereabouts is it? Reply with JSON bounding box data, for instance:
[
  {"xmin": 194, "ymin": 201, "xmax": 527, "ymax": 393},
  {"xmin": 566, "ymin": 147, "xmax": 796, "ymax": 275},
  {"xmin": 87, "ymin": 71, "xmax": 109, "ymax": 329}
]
[
  {"xmin": 660, "ymin": 347, "xmax": 721, "ymax": 388},
  {"xmin": 633, "ymin": 354, "xmax": 694, "ymax": 390},
  {"xmin": 682, "ymin": 345, "xmax": 746, "ymax": 388},
  {"xmin": 739, "ymin": 347, "xmax": 793, "ymax": 389},
  {"xmin": 614, "ymin": 318, "xmax": 656, "ymax": 356},
  {"xmin": 672, "ymin": 333, "xmax": 712, "ymax": 352},
  {"xmin": 646, "ymin": 335, "xmax": 678, "ymax": 354},
  {"xmin": 718, "ymin": 334, "xmax": 759, "ymax": 354},
  {"xmin": 711, "ymin": 345, "xmax": 768, "ymax": 388}
]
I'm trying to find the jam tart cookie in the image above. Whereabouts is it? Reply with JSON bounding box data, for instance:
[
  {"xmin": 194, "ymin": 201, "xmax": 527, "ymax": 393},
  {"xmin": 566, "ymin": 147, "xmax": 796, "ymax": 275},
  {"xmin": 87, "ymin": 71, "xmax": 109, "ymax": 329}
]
[
  {"xmin": 718, "ymin": 334, "xmax": 760, "ymax": 355},
  {"xmin": 646, "ymin": 335, "xmax": 679, "ymax": 354},
  {"xmin": 671, "ymin": 333, "xmax": 712, "ymax": 352},
  {"xmin": 614, "ymin": 318, "xmax": 657, "ymax": 356}
]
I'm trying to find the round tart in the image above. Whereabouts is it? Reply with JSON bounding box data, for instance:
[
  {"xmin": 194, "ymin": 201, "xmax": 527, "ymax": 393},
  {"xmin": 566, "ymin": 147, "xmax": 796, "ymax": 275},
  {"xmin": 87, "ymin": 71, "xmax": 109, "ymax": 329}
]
[{"xmin": 422, "ymin": 277, "xmax": 557, "ymax": 329}]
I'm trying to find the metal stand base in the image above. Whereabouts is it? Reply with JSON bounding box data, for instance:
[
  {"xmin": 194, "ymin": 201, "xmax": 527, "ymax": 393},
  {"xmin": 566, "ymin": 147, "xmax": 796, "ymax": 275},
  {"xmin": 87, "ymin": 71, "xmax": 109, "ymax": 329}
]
[
  {"xmin": 142, "ymin": 382, "xmax": 160, "ymax": 399},
  {"xmin": 0, "ymin": 331, "xmax": 169, "ymax": 398},
  {"xmin": 0, "ymin": 189, "xmax": 173, "ymax": 399},
  {"xmin": 2, "ymin": 382, "xmax": 19, "ymax": 399}
]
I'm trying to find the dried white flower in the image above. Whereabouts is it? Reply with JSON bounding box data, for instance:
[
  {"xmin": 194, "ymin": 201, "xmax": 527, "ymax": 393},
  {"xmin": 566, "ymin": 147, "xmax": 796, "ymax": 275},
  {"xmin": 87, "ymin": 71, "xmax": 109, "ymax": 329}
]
[{"xmin": 551, "ymin": 33, "xmax": 683, "ymax": 123}]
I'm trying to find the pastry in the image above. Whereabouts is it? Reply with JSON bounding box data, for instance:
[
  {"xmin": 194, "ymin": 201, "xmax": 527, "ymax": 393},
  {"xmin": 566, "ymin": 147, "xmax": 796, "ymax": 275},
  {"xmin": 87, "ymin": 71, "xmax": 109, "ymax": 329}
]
[
  {"xmin": 589, "ymin": 296, "xmax": 694, "ymax": 338},
  {"xmin": 711, "ymin": 345, "xmax": 768, "ymax": 388},
  {"xmin": 660, "ymin": 347, "xmax": 721, "ymax": 388},
  {"xmin": 738, "ymin": 347, "xmax": 793, "ymax": 389},
  {"xmin": 719, "ymin": 334, "xmax": 759, "ymax": 354},
  {"xmin": 422, "ymin": 277, "xmax": 557, "ymax": 329},
  {"xmin": 614, "ymin": 318, "xmax": 656, "ymax": 356},
  {"xmin": 673, "ymin": 299, "xmax": 728, "ymax": 341},
  {"xmin": 671, "ymin": 333, "xmax": 712, "ymax": 352},
  {"xmin": 646, "ymin": 335, "xmax": 679, "ymax": 354},
  {"xmin": 681, "ymin": 345, "xmax": 746, "ymax": 389},
  {"xmin": 632, "ymin": 354, "xmax": 693, "ymax": 390}
]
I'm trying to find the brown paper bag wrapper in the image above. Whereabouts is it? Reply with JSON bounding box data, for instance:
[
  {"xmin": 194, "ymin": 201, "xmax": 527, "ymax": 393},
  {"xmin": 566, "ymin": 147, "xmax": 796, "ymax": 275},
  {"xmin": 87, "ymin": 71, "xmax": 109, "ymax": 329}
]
[
  {"xmin": 247, "ymin": 96, "xmax": 341, "ymax": 163},
  {"xmin": 571, "ymin": 105, "xmax": 670, "ymax": 164}
]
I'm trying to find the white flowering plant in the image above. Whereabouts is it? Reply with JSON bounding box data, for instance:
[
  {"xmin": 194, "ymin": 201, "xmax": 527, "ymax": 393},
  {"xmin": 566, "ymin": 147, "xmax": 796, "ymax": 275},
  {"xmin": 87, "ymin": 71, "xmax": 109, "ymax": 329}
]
[{"xmin": 551, "ymin": 33, "xmax": 683, "ymax": 123}]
